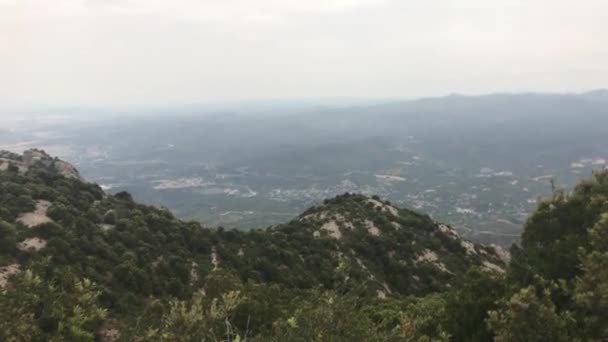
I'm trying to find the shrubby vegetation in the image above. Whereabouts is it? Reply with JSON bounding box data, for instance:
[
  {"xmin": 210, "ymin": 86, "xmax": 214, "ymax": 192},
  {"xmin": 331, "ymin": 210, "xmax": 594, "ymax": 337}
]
[{"xmin": 1, "ymin": 151, "xmax": 607, "ymax": 341}]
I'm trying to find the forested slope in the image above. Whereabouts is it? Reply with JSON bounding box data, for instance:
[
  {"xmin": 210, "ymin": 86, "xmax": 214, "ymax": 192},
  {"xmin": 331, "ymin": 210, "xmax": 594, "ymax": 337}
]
[{"xmin": 0, "ymin": 149, "xmax": 606, "ymax": 341}]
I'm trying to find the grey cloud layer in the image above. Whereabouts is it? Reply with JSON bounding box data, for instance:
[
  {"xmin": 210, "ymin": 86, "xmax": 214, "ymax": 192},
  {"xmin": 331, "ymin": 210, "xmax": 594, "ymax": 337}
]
[{"xmin": 1, "ymin": 0, "xmax": 607, "ymax": 107}]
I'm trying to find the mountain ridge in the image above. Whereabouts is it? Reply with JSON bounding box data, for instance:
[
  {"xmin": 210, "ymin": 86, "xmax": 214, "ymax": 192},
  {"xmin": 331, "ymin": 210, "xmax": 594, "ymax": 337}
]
[
  {"xmin": 1, "ymin": 149, "xmax": 608, "ymax": 341},
  {"xmin": 0, "ymin": 148, "xmax": 82, "ymax": 180},
  {"xmin": 0, "ymin": 149, "xmax": 505, "ymax": 298}
]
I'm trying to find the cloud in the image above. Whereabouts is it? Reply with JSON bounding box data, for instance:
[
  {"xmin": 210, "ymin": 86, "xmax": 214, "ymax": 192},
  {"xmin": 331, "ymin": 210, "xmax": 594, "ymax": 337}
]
[
  {"xmin": 0, "ymin": 0, "xmax": 607, "ymax": 107},
  {"xmin": 57, "ymin": 0, "xmax": 391, "ymax": 21}
]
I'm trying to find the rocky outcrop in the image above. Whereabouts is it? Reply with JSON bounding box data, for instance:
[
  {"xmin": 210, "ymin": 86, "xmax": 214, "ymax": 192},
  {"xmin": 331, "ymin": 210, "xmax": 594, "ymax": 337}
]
[{"xmin": 0, "ymin": 149, "xmax": 82, "ymax": 180}]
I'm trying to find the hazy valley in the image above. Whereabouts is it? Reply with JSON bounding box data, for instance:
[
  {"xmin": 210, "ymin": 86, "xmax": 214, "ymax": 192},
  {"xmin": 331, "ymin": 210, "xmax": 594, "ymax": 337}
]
[{"xmin": 3, "ymin": 91, "xmax": 607, "ymax": 246}]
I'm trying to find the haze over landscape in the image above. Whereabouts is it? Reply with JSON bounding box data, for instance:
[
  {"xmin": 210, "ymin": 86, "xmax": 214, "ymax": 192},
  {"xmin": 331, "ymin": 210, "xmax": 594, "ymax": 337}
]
[
  {"xmin": 2, "ymin": 91, "xmax": 608, "ymax": 246},
  {"xmin": 1, "ymin": 1, "xmax": 608, "ymax": 341}
]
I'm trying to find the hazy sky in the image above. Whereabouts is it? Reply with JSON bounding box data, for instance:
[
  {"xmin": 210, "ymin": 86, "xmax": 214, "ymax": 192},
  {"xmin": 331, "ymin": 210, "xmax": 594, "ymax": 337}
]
[{"xmin": 1, "ymin": 0, "xmax": 607, "ymax": 107}]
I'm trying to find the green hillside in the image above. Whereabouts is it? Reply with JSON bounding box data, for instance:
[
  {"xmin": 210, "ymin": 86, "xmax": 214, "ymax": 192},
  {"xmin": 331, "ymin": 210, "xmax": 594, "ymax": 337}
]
[{"xmin": 0, "ymin": 149, "xmax": 607, "ymax": 341}]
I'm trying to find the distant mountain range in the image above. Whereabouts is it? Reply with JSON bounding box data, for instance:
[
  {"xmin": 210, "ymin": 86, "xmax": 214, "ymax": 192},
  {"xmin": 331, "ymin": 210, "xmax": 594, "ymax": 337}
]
[{"xmin": 1, "ymin": 90, "xmax": 607, "ymax": 248}]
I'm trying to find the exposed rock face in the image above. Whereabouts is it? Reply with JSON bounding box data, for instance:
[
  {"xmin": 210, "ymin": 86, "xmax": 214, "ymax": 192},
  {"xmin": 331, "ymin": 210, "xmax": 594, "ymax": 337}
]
[
  {"xmin": 190, "ymin": 262, "xmax": 199, "ymax": 284},
  {"xmin": 321, "ymin": 220, "xmax": 342, "ymax": 239},
  {"xmin": 481, "ymin": 260, "xmax": 506, "ymax": 274},
  {"xmin": 366, "ymin": 197, "xmax": 399, "ymax": 217},
  {"xmin": 416, "ymin": 249, "xmax": 439, "ymax": 263},
  {"xmin": 0, "ymin": 264, "xmax": 20, "ymax": 288},
  {"xmin": 490, "ymin": 244, "xmax": 512, "ymax": 263},
  {"xmin": 97, "ymin": 323, "xmax": 120, "ymax": 342},
  {"xmin": 17, "ymin": 200, "xmax": 53, "ymax": 228},
  {"xmin": 416, "ymin": 249, "xmax": 450, "ymax": 273},
  {"xmin": 211, "ymin": 246, "xmax": 220, "ymax": 270},
  {"xmin": 98, "ymin": 224, "xmax": 115, "ymax": 231},
  {"xmin": 365, "ymin": 219, "xmax": 381, "ymax": 236},
  {"xmin": 0, "ymin": 149, "xmax": 82, "ymax": 180},
  {"xmin": 17, "ymin": 237, "xmax": 48, "ymax": 251},
  {"xmin": 294, "ymin": 192, "xmax": 507, "ymax": 295},
  {"xmin": 0, "ymin": 151, "xmax": 26, "ymax": 172}
]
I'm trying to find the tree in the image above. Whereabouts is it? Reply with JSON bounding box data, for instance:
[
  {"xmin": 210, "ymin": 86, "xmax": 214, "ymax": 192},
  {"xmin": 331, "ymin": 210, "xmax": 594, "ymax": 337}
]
[
  {"xmin": 399, "ymin": 293, "xmax": 450, "ymax": 342},
  {"xmin": 0, "ymin": 270, "xmax": 43, "ymax": 341},
  {"xmin": 573, "ymin": 213, "xmax": 608, "ymax": 340},
  {"xmin": 269, "ymin": 291, "xmax": 404, "ymax": 342},
  {"xmin": 488, "ymin": 286, "xmax": 570, "ymax": 342},
  {"xmin": 139, "ymin": 290, "xmax": 243, "ymax": 342},
  {"xmin": 0, "ymin": 270, "xmax": 106, "ymax": 341},
  {"xmin": 518, "ymin": 171, "xmax": 608, "ymax": 283},
  {"xmin": 114, "ymin": 191, "xmax": 133, "ymax": 202},
  {"xmin": 7, "ymin": 163, "xmax": 19, "ymax": 173},
  {"xmin": 0, "ymin": 220, "xmax": 16, "ymax": 254},
  {"xmin": 443, "ymin": 269, "xmax": 505, "ymax": 342}
]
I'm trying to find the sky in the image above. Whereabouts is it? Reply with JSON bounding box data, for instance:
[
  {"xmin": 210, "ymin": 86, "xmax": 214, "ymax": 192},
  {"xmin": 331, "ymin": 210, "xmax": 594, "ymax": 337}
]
[{"xmin": 1, "ymin": 0, "xmax": 607, "ymax": 108}]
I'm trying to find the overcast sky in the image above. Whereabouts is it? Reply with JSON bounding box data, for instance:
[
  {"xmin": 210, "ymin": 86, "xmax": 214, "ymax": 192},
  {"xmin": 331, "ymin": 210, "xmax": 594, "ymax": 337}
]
[{"xmin": 1, "ymin": 0, "xmax": 607, "ymax": 108}]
